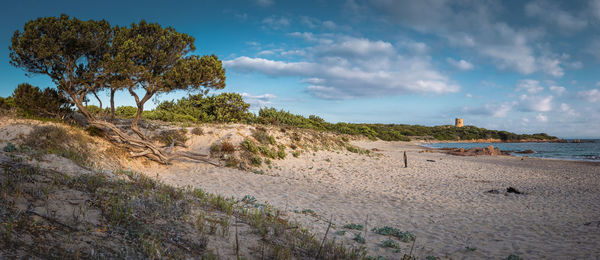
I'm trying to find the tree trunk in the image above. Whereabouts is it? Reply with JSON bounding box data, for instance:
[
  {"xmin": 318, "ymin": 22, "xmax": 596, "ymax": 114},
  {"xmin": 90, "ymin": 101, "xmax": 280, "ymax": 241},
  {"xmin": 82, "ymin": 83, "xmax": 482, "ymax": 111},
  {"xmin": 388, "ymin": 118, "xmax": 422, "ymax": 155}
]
[{"xmin": 110, "ymin": 88, "xmax": 116, "ymax": 123}]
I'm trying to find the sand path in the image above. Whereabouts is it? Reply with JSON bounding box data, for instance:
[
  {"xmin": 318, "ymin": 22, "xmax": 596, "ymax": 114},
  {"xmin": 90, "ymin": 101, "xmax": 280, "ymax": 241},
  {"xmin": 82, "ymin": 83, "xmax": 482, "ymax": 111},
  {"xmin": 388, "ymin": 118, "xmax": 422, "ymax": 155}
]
[{"xmin": 139, "ymin": 140, "xmax": 600, "ymax": 259}]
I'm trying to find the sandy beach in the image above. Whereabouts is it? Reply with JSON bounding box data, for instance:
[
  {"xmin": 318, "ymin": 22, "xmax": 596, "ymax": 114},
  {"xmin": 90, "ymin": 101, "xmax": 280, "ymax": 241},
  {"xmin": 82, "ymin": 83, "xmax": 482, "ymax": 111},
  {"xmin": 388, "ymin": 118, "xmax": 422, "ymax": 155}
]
[
  {"xmin": 121, "ymin": 137, "xmax": 600, "ymax": 259},
  {"xmin": 2, "ymin": 118, "xmax": 599, "ymax": 259}
]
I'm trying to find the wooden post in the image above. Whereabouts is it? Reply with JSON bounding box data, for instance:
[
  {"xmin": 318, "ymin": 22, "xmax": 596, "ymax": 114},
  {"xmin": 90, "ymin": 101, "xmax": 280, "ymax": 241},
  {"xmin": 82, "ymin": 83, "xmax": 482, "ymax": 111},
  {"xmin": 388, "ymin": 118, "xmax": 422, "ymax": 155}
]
[{"xmin": 403, "ymin": 151, "xmax": 408, "ymax": 168}]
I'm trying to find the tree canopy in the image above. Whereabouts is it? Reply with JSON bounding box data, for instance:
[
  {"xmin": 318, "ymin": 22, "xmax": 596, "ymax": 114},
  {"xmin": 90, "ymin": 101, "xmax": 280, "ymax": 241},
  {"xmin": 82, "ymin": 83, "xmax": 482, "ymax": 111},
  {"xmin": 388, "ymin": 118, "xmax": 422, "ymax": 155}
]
[{"xmin": 9, "ymin": 14, "xmax": 226, "ymax": 164}]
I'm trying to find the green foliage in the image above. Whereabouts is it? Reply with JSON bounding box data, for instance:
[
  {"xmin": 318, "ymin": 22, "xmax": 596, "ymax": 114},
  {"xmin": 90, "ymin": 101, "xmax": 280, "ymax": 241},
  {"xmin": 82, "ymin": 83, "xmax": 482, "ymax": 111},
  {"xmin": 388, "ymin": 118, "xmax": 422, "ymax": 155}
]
[
  {"xmin": 85, "ymin": 105, "xmax": 103, "ymax": 116},
  {"xmin": 277, "ymin": 145, "xmax": 286, "ymax": 159},
  {"xmin": 353, "ymin": 233, "xmax": 366, "ymax": 244},
  {"xmin": 153, "ymin": 129, "xmax": 188, "ymax": 146},
  {"xmin": 343, "ymin": 223, "xmax": 364, "ymax": 230},
  {"xmin": 380, "ymin": 239, "xmax": 400, "ymax": 250},
  {"xmin": 115, "ymin": 106, "xmax": 138, "ymax": 119},
  {"xmin": 372, "ymin": 226, "xmax": 416, "ymax": 242},
  {"xmin": 256, "ymin": 107, "xmax": 556, "ymax": 141},
  {"xmin": 12, "ymin": 83, "xmax": 71, "ymax": 118},
  {"xmin": 252, "ymin": 128, "xmax": 276, "ymax": 145},
  {"xmin": 506, "ymin": 254, "xmax": 523, "ymax": 260},
  {"xmin": 3, "ymin": 143, "xmax": 17, "ymax": 152},
  {"xmin": 250, "ymin": 156, "xmax": 262, "ymax": 166},
  {"xmin": 144, "ymin": 93, "xmax": 251, "ymax": 123},
  {"xmin": 0, "ymin": 96, "xmax": 16, "ymax": 110},
  {"xmin": 292, "ymin": 151, "xmax": 301, "ymax": 157},
  {"xmin": 241, "ymin": 139, "xmax": 259, "ymax": 154}
]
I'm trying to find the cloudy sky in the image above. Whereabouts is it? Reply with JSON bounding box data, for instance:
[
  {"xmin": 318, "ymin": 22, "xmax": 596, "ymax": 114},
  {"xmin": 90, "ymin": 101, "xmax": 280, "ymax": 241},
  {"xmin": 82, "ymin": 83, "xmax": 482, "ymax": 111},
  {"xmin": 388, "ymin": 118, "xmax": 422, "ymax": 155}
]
[{"xmin": 1, "ymin": 0, "xmax": 600, "ymax": 138}]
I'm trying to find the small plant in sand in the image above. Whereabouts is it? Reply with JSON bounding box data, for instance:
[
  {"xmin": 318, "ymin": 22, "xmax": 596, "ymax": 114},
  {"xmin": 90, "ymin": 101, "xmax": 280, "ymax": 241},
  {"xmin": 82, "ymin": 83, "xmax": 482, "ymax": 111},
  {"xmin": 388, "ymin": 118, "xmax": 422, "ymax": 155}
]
[
  {"xmin": 465, "ymin": 246, "xmax": 477, "ymax": 252},
  {"xmin": 292, "ymin": 151, "xmax": 301, "ymax": 157},
  {"xmin": 220, "ymin": 141, "xmax": 235, "ymax": 153},
  {"xmin": 3, "ymin": 142, "xmax": 17, "ymax": 152},
  {"xmin": 381, "ymin": 239, "xmax": 400, "ymax": 248},
  {"xmin": 506, "ymin": 254, "xmax": 523, "ymax": 260},
  {"xmin": 277, "ymin": 145, "xmax": 286, "ymax": 159},
  {"xmin": 425, "ymin": 256, "xmax": 440, "ymax": 260},
  {"xmin": 191, "ymin": 127, "xmax": 204, "ymax": 135},
  {"xmin": 153, "ymin": 129, "xmax": 188, "ymax": 146},
  {"xmin": 372, "ymin": 226, "xmax": 416, "ymax": 242},
  {"xmin": 335, "ymin": 230, "xmax": 346, "ymax": 236},
  {"xmin": 343, "ymin": 223, "xmax": 364, "ymax": 230},
  {"xmin": 241, "ymin": 139, "xmax": 259, "ymax": 154},
  {"xmin": 250, "ymin": 156, "xmax": 262, "ymax": 166},
  {"xmin": 252, "ymin": 128, "xmax": 276, "ymax": 145},
  {"xmin": 353, "ymin": 232, "xmax": 366, "ymax": 244}
]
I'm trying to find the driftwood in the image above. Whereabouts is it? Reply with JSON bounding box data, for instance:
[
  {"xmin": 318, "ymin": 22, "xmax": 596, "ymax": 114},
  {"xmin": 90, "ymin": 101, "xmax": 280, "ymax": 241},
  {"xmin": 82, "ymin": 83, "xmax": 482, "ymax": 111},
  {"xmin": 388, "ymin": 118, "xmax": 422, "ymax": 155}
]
[{"xmin": 87, "ymin": 118, "xmax": 218, "ymax": 166}]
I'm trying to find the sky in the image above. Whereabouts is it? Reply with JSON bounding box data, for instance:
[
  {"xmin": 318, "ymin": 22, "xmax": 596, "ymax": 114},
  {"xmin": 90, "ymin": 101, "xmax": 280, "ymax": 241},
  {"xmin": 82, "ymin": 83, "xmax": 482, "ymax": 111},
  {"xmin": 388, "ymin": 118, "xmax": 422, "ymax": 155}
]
[{"xmin": 1, "ymin": 0, "xmax": 600, "ymax": 138}]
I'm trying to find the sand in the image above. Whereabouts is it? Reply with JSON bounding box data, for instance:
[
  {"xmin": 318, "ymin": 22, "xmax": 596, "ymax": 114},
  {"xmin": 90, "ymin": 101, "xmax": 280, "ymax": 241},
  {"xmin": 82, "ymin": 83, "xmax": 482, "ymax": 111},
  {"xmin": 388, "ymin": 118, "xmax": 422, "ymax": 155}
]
[
  {"xmin": 2, "ymin": 118, "xmax": 599, "ymax": 259},
  {"xmin": 134, "ymin": 139, "xmax": 600, "ymax": 259}
]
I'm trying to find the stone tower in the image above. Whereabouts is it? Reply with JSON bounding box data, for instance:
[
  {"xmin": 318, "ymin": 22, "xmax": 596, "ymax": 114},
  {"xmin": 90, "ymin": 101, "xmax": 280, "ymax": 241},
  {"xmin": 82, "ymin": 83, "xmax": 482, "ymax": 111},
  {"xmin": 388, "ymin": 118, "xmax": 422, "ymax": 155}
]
[{"xmin": 455, "ymin": 118, "xmax": 464, "ymax": 127}]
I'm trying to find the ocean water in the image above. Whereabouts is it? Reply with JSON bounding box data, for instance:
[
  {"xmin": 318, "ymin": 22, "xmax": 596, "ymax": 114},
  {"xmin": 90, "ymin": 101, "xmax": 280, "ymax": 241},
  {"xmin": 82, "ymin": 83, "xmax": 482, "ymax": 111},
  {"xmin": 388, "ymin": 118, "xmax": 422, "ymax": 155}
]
[{"xmin": 422, "ymin": 140, "xmax": 600, "ymax": 161}]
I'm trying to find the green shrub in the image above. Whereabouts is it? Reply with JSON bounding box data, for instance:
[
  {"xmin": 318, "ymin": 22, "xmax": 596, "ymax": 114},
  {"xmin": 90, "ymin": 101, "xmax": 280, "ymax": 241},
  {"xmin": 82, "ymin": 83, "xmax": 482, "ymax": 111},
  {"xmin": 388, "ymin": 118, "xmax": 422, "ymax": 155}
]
[
  {"xmin": 0, "ymin": 96, "xmax": 16, "ymax": 110},
  {"xmin": 3, "ymin": 142, "xmax": 17, "ymax": 152},
  {"xmin": 277, "ymin": 145, "xmax": 286, "ymax": 159},
  {"xmin": 12, "ymin": 83, "xmax": 71, "ymax": 118},
  {"xmin": 241, "ymin": 139, "xmax": 258, "ymax": 154},
  {"xmin": 115, "ymin": 106, "xmax": 138, "ymax": 118},
  {"xmin": 252, "ymin": 128, "xmax": 276, "ymax": 145},
  {"xmin": 154, "ymin": 129, "xmax": 188, "ymax": 146},
  {"xmin": 343, "ymin": 223, "xmax": 364, "ymax": 230},
  {"xmin": 145, "ymin": 93, "xmax": 251, "ymax": 123},
  {"xmin": 85, "ymin": 105, "xmax": 102, "ymax": 115},
  {"xmin": 191, "ymin": 127, "xmax": 203, "ymax": 135},
  {"xmin": 250, "ymin": 156, "xmax": 262, "ymax": 166}
]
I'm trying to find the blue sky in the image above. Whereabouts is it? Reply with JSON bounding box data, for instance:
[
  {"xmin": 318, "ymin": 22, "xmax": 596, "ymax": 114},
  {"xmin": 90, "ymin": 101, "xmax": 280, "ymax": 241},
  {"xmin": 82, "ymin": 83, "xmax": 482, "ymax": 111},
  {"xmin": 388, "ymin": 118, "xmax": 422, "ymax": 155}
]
[{"xmin": 2, "ymin": 0, "xmax": 600, "ymax": 138}]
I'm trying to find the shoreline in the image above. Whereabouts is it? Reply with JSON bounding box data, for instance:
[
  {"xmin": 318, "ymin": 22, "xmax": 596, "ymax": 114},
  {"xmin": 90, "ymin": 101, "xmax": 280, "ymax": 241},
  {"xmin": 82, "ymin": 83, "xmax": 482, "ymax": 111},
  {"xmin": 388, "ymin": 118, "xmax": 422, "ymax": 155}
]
[{"xmin": 414, "ymin": 141, "xmax": 600, "ymax": 164}]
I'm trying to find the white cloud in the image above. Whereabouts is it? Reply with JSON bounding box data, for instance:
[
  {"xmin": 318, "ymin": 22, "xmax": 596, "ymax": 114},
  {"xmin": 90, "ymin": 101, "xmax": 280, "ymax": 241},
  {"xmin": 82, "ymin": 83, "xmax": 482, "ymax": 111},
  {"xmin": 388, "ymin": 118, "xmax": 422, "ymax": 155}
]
[
  {"xmin": 525, "ymin": 0, "xmax": 587, "ymax": 32},
  {"xmin": 257, "ymin": 50, "xmax": 275, "ymax": 56},
  {"xmin": 369, "ymin": 1, "xmax": 564, "ymax": 76},
  {"xmin": 322, "ymin": 21, "xmax": 337, "ymax": 30},
  {"xmin": 462, "ymin": 102, "xmax": 513, "ymax": 118},
  {"xmin": 262, "ymin": 16, "xmax": 290, "ymax": 30},
  {"xmin": 255, "ymin": 0, "xmax": 273, "ymax": 7},
  {"xmin": 549, "ymin": 86, "xmax": 566, "ymax": 96},
  {"xmin": 590, "ymin": 0, "xmax": 600, "ymax": 20},
  {"xmin": 538, "ymin": 56, "xmax": 564, "ymax": 77},
  {"xmin": 466, "ymin": 93, "xmax": 473, "ymax": 98},
  {"xmin": 519, "ymin": 95, "xmax": 553, "ymax": 112},
  {"xmin": 559, "ymin": 103, "xmax": 579, "ymax": 116},
  {"xmin": 516, "ymin": 79, "xmax": 544, "ymax": 94},
  {"xmin": 536, "ymin": 113, "xmax": 548, "ymax": 122},
  {"xmin": 446, "ymin": 58, "xmax": 474, "ymax": 70},
  {"xmin": 578, "ymin": 89, "xmax": 600, "ymax": 102},
  {"xmin": 241, "ymin": 93, "xmax": 277, "ymax": 109},
  {"xmin": 225, "ymin": 35, "xmax": 460, "ymax": 99}
]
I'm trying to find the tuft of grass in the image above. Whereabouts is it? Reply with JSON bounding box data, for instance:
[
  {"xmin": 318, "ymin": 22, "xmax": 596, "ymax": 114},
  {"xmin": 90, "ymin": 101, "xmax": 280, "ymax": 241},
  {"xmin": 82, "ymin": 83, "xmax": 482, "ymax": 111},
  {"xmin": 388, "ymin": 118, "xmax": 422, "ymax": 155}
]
[
  {"xmin": 220, "ymin": 141, "xmax": 235, "ymax": 153},
  {"xmin": 191, "ymin": 127, "xmax": 204, "ymax": 135},
  {"xmin": 353, "ymin": 233, "xmax": 366, "ymax": 244},
  {"xmin": 22, "ymin": 125, "xmax": 90, "ymax": 166},
  {"xmin": 466, "ymin": 246, "xmax": 477, "ymax": 252},
  {"xmin": 335, "ymin": 230, "xmax": 346, "ymax": 236},
  {"xmin": 292, "ymin": 151, "xmax": 301, "ymax": 157},
  {"xmin": 3, "ymin": 142, "xmax": 16, "ymax": 152},
  {"xmin": 250, "ymin": 156, "xmax": 262, "ymax": 166},
  {"xmin": 343, "ymin": 223, "xmax": 364, "ymax": 230},
  {"xmin": 153, "ymin": 129, "xmax": 188, "ymax": 146},
  {"xmin": 372, "ymin": 226, "xmax": 415, "ymax": 242},
  {"xmin": 381, "ymin": 239, "xmax": 401, "ymax": 252},
  {"xmin": 277, "ymin": 145, "xmax": 286, "ymax": 159},
  {"xmin": 241, "ymin": 139, "xmax": 259, "ymax": 154},
  {"xmin": 506, "ymin": 254, "xmax": 523, "ymax": 260},
  {"xmin": 252, "ymin": 128, "xmax": 276, "ymax": 145}
]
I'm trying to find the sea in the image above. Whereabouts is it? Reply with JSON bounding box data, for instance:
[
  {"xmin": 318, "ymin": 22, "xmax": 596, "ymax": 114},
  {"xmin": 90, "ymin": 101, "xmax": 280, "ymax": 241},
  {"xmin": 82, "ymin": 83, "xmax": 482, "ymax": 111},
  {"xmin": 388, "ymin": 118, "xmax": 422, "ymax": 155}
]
[{"xmin": 422, "ymin": 140, "xmax": 600, "ymax": 161}]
